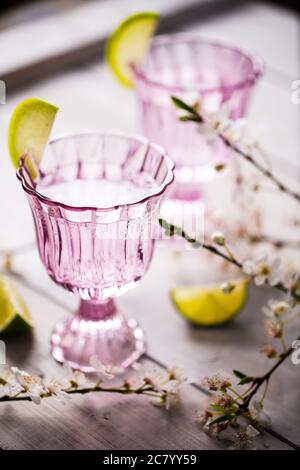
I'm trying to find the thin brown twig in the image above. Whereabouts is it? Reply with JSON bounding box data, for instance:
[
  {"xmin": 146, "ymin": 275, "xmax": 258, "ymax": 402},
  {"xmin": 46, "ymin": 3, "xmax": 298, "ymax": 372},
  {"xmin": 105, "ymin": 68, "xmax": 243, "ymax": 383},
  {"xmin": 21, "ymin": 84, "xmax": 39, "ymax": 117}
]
[
  {"xmin": 0, "ymin": 383, "xmax": 162, "ymax": 403},
  {"xmin": 220, "ymin": 134, "xmax": 300, "ymax": 203},
  {"xmin": 240, "ymin": 340, "xmax": 297, "ymax": 411},
  {"xmin": 159, "ymin": 219, "xmax": 300, "ymax": 301},
  {"xmin": 247, "ymin": 233, "xmax": 300, "ymax": 250},
  {"xmin": 171, "ymin": 96, "xmax": 300, "ymax": 204}
]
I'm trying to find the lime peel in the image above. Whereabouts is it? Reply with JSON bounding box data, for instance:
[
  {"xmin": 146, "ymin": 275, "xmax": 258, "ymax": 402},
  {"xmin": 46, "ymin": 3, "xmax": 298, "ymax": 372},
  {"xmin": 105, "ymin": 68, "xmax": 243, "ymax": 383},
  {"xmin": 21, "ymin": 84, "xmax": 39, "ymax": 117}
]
[
  {"xmin": 8, "ymin": 97, "xmax": 59, "ymax": 170},
  {"xmin": 106, "ymin": 12, "xmax": 160, "ymax": 88},
  {"xmin": 0, "ymin": 274, "xmax": 33, "ymax": 336},
  {"xmin": 170, "ymin": 279, "xmax": 249, "ymax": 326}
]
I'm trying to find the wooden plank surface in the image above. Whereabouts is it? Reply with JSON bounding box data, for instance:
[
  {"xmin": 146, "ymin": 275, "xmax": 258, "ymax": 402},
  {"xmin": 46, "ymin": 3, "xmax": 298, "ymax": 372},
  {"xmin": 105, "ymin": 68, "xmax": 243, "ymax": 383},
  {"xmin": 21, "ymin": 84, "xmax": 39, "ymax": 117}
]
[
  {"xmin": 0, "ymin": 277, "xmax": 292, "ymax": 450},
  {"xmin": 0, "ymin": 0, "xmax": 299, "ymax": 450},
  {"xmin": 9, "ymin": 242, "xmax": 300, "ymax": 447}
]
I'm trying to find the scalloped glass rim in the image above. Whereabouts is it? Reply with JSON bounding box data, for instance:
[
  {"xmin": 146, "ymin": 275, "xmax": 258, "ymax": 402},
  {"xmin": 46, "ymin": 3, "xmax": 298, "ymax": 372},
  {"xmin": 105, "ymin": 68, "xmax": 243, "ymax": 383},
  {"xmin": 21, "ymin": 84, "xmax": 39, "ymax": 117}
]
[
  {"xmin": 133, "ymin": 34, "xmax": 265, "ymax": 93},
  {"xmin": 16, "ymin": 129, "xmax": 175, "ymax": 212}
]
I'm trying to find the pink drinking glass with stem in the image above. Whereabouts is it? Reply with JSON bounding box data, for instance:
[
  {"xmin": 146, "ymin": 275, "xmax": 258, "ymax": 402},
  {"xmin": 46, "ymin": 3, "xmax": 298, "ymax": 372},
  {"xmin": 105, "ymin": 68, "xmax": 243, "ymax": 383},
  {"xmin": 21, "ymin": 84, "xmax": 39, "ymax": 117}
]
[
  {"xmin": 17, "ymin": 131, "xmax": 174, "ymax": 372},
  {"xmin": 133, "ymin": 35, "xmax": 264, "ymax": 227}
]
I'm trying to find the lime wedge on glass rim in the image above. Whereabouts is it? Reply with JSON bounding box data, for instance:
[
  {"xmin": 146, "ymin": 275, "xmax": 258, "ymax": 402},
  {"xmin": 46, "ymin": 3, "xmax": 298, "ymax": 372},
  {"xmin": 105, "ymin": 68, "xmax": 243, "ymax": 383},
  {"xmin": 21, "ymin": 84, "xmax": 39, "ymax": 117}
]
[
  {"xmin": 0, "ymin": 274, "xmax": 33, "ymax": 335},
  {"xmin": 170, "ymin": 279, "xmax": 249, "ymax": 326},
  {"xmin": 8, "ymin": 98, "xmax": 59, "ymax": 170},
  {"xmin": 106, "ymin": 12, "xmax": 160, "ymax": 88}
]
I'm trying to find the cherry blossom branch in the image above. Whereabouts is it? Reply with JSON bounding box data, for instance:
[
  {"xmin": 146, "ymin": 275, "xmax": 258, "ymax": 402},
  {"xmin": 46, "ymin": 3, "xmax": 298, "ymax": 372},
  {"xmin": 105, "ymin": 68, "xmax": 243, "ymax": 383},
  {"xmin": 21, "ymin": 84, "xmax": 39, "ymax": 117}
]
[
  {"xmin": 159, "ymin": 219, "xmax": 300, "ymax": 301},
  {"xmin": 171, "ymin": 96, "xmax": 300, "ymax": 204},
  {"xmin": 0, "ymin": 382, "xmax": 164, "ymax": 403},
  {"xmin": 247, "ymin": 233, "xmax": 300, "ymax": 250},
  {"xmin": 0, "ymin": 364, "xmax": 186, "ymax": 408},
  {"xmin": 240, "ymin": 340, "xmax": 297, "ymax": 411},
  {"xmin": 221, "ymin": 135, "xmax": 300, "ymax": 203},
  {"xmin": 199, "ymin": 335, "xmax": 299, "ymax": 440}
]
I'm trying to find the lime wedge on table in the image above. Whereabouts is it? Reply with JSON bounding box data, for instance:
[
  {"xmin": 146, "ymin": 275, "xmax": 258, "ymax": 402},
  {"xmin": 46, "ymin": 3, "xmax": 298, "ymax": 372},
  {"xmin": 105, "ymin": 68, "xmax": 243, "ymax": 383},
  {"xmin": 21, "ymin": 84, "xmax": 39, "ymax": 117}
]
[
  {"xmin": 8, "ymin": 98, "xmax": 59, "ymax": 169},
  {"xmin": 106, "ymin": 12, "xmax": 160, "ymax": 87},
  {"xmin": 170, "ymin": 279, "xmax": 248, "ymax": 326},
  {"xmin": 0, "ymin": 274, "xmax": 33, "ymax": 335}
]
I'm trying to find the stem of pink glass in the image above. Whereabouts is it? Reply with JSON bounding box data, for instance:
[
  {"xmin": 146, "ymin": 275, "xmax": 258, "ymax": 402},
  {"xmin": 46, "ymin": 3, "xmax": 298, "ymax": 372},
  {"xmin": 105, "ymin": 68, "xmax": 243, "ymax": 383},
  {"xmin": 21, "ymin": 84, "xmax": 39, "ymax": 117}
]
[{"xmin": 77, "ymin": 298, "xmax": 116, "ymax": 321}]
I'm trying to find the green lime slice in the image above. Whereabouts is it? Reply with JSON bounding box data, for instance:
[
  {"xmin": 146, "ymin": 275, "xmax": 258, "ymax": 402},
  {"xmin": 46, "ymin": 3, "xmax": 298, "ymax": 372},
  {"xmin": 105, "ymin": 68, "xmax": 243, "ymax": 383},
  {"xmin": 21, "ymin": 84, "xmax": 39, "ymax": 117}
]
[
  {"xmin": 0, "ymin": 274, "xmax": 33, "ymax": 336},
  {"xmin": 170, "ymin": 279, "xmax": 249, "ymax": 326},
  {"xmin": 106, "ymin": 12, "xmax": 160, "ymax": 88},
  {"xmin": 8, "ymin": 98, "xmax": 59, "ymax": 169}
]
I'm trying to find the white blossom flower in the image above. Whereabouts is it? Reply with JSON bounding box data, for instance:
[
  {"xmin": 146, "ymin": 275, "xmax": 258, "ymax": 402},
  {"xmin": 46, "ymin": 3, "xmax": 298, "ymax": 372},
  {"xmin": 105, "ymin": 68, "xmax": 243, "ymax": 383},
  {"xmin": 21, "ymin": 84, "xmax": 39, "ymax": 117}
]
[
  {"xmin": 281, "ymin": 268, "xmax": 299, "ymax": 291},
  {"xmin": 167, "ymin": 364, "xmax": 189, "ymax": 384},
  {"xmin": 262, "ymin": 299, "xmax": 291, "ymax": 318},
  {"xmin": 63, "ymin": 363, "xmax": 87, "ymax": 387},
  {"xmin": 152, "ymin": 379, "xmax": 182, "ymax": 410},
  {"xmin": 44, "ymin": 379, "xmax": 69, "ymax": 400},
  {"xmin": 14, "ymin": 369, "xmax": 45, "ymax": 404},
  {"xmin": 0, "ymin": 383, "xmax": 10, "ymax": 398},
  {"xmin": 218, "ymin": 118, "xmax": 239, "ymax": 143},
  {"xmin": 197, "ymin": 122, "xmax": 218, "ymax": 144},
  {"xmin": 211, "ymin": 394, "xmax": 233, "ymax": 408},
  {"xmin": 195, "ymin": 409, "xmax": 212, "ymax": 425},
  {"xmin": 207, "ymin": 103, "xmax": 230, "ymax": 129},
  {"xmin": 198, "ymin": 103, "xmax": 229, "ymax": 145},
  {"xmin": 144, "ymin": 367, "xmax": 165, "ymax": 390},
  {"xmin": 162, "ymin": 380, "xmax": 181, "ymax": 409},
  {"xmin": 7, "ymin": 382, "xmax": 24, "ymax": 397},
  {"xmin": 90, "ymin": 356, "xmax": 124, "ymax": 381},
  {"xmin": 264, "ymin": 319, "xmax": 283, "ymax": 338},
  {"xmin": 242, "ymin": 255, "xmax": 281, "ymax": 286},
  {"xmin": 202, "ymin": 374, "xmax": 231, "ymax": 391},
  {"xmin": 0, "ymin": 365, "xmax": 15, "ymax": 384},
  {"xmin": 217, "ymin": 117, "xmax": 259, "ymax": 149}
]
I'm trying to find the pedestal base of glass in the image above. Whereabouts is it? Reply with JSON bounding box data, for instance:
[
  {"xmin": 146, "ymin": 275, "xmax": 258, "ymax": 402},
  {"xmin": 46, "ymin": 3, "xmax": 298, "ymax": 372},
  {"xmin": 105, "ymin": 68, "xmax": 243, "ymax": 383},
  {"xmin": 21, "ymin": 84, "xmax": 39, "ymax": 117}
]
[{"xmin": 50, "ymin": 299, "xmax": 145, "ymax": 373}]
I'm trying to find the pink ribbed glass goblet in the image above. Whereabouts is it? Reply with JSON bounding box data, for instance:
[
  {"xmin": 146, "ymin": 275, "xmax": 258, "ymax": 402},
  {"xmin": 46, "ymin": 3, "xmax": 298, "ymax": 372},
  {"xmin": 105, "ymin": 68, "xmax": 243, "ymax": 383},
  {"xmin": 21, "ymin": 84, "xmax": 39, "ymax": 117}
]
[
  {"xmin": 134, "ymin": 35, "xmax": 263, "ymax": 215},
  {"xmin": 17, "ymin": 131, "xmax": 174, "ymax": 372}
]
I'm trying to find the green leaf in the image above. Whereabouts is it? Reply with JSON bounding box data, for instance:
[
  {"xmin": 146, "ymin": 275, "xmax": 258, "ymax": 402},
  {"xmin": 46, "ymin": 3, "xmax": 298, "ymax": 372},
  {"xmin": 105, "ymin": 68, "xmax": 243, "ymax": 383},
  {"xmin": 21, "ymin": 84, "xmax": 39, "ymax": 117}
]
[
  {"xmin": 159, "ymin": 218, "xmax": 173, "ymax": 234},
  {"xmin": 171, "ymin": 96, "xmax": 197, "ymax": 114},
  {"xmin": 179, "ymin": 115, "xmax": 201, "ymax": 123},
  {"xmin": 233, "ymin": 369, "xmax": 247, "ymax": 379},
  {"xmin": 208, "ymin": 414, "xmax": 231, "ymax": 425},
  {"xmin": 210, "ymin": 404, "xmax": 227, "ymax": 413},
  {"xmin": 158, "ymin": 218, "xmax": 167, "ymax": 228},
  {"xmin": 238, "ymin": 376, "xmax": 254, "ymax": 385}
]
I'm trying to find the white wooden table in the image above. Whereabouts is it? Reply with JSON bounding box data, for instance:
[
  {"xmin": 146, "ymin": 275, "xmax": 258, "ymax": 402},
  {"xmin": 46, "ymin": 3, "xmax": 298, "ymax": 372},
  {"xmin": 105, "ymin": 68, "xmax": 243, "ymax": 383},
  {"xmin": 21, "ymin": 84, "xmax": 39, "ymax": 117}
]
[{"xmin": 0, "ymin": 0, "xmax": 299, "ymax": 450}]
